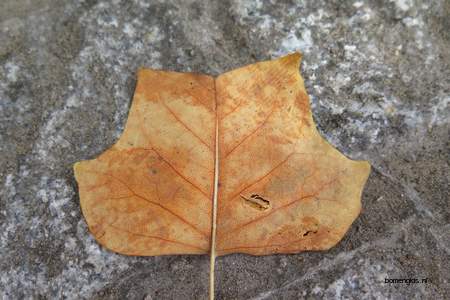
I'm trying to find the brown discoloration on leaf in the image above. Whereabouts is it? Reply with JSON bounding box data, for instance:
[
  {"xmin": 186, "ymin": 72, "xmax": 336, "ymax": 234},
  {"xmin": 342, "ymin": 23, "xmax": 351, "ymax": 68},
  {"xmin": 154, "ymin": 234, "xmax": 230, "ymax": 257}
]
[{"xmin": 74, "ymin": 53, "xmax": 370, "ymax": 257}]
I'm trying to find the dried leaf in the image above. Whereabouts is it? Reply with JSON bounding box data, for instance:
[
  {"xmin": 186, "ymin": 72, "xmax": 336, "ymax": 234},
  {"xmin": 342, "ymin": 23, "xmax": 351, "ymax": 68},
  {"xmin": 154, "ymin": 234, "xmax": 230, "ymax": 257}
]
[{"xmin": 74, "ymin": 53, "xmax": 370, "ymax": 297}]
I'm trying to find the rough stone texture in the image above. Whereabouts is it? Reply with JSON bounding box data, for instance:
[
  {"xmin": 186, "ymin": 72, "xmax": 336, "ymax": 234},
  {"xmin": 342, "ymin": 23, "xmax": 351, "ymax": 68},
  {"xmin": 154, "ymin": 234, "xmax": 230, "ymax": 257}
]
[{"xmin": 0, "ymin": 0, "xmax": 448, "ymax": 299}]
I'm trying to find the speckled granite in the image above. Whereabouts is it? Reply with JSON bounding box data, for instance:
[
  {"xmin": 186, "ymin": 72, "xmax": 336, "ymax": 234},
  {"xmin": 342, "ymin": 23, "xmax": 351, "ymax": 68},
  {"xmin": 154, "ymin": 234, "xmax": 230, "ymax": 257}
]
[{"xmin": 0, "ymin": 0, "xmax": 449, "ymax": 299}]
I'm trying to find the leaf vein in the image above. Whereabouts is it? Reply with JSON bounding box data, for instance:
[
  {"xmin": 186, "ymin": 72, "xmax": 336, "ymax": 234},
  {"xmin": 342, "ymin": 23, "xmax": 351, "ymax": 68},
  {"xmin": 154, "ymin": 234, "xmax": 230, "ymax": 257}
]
[
  {"xmin": 224, "ymin": 107, "xmax": 276, "ymax": 158},
  {"xmin": 161, "ymin": 101, "xmax": 213, "ymax": 151},
  {"xmin": 85, "ymin": 170, "xmax": 208, "ymax": 238},
  {"xmin": 108, "ymin": 224, "xmax": 207, "ymax": 251}
]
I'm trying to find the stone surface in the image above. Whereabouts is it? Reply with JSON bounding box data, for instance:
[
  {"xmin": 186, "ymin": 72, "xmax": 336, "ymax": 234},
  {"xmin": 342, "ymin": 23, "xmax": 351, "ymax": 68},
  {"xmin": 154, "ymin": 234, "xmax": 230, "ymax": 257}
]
[{"xmin": 0, "ymin": 0, "xmax": 448, "ymax": 299}]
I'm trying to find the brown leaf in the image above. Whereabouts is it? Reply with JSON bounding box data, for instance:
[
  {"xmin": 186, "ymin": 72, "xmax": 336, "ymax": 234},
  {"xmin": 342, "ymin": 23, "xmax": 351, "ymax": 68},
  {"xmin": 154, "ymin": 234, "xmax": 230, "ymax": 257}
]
[{"xmin": 74, "ymin": 53, "xmax": 370, "ymax": 297}]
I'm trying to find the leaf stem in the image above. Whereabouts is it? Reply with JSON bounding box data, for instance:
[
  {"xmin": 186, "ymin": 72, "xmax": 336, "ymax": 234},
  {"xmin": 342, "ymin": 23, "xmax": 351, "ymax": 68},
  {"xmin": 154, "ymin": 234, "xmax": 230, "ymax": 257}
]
[{"xmin": 210, "ymin": 80, "xmax": 220, "ymax": 300}]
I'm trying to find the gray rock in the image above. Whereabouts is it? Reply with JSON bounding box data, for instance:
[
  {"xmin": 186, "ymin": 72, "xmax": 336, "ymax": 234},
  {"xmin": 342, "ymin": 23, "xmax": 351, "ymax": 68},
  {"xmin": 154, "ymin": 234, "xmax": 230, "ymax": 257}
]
[{"xmin": 0, "ymin": 0, "xmax": 449, "ymax": 299}]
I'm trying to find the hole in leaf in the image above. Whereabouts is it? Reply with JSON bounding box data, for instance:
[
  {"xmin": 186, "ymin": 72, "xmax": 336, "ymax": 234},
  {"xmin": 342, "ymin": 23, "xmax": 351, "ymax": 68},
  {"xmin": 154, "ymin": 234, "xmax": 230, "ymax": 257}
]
[
  {"xmin": 302, "ymin": 230, "xmax": 318, "ymax": 237},
  {"xmin": 240, "ymin": 194, "xmax": 270, "ymax": 211}
]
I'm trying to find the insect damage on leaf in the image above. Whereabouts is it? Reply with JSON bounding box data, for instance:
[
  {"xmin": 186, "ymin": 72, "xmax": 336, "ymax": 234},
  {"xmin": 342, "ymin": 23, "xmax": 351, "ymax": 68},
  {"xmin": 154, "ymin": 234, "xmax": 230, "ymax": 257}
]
[
  {"xmin": 240, "ymin": 194, "xmax": 271, "ymax": 211},
  {"xmin": 73, "ymin": 52, "xmax": 371, "ymax": 299},
  {"xmin": 303, "ymin": 230, "xmax": 318, "ymax": 237}
]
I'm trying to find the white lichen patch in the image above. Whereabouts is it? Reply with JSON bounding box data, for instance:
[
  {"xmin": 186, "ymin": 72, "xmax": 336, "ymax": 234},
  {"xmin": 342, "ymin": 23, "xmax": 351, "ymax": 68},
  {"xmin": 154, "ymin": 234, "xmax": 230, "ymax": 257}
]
[
  {"xmin": 5, "ymin": 61, "xmax": 20, "ymax": 82},
  {"xmin": 278, "ymin": 29, "xmax": 313, "ymax": 55},
  {"xmin": 391, "ymin": 0, "xmax": 414, "ymax": 11},
  {"xmin": 428, "ymin": 95, "xmax": 450, "ymax": 128},
  {"xmin": 33, "ymin": 95, "xmax": 75, "ymax": 163},
  {"xmin": 353, "ymin": 1, "xmax": 364, "ymax": 8},
  {"xmin": 123, "ymin": 22, "xmax": 136, "ymax": 37},
  {"xmin": 233, "ymin": 0, "xmax": 263, "ymax": 19}
]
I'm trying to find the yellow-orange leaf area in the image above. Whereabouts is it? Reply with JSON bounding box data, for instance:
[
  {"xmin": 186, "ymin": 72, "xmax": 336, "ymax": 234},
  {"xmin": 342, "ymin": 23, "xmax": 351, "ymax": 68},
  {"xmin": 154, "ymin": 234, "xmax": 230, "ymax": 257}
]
[{"xmin": 74, "ymin": 53, "xmax": 370, "ymax": 257}]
